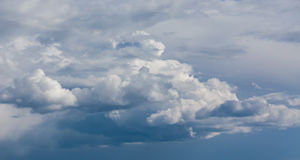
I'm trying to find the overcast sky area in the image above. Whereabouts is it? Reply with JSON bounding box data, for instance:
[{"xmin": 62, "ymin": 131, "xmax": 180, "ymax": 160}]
[{"xmin": 0, "ymin": 0, "xmax": 300, "ymax": 159}]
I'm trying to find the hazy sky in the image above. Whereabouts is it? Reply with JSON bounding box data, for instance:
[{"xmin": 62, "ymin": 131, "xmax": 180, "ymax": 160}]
[{"xmin": 0, "ymin": 0, "xmax": 300, "ymax": 159}]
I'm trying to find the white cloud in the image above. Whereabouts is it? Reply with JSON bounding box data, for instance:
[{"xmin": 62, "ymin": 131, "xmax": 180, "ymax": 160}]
[
  {"xmin": 140, "ymin": 39, "xmax": 165, "ymax": 56},
  {"xmin": 205, "ymin": 132, "xmax": 220, "ymax": 139},
  {"xmin": 288, "ymin": 97, "xmax": 300, "ymax": 106},
  {"xmin": 0, "ymin": 0, "xmax": 299, "ymax": 152},
  {"xmin": 35, "ymin": 43, "xmax": 73, "ymax": 68},
  {"xmin": 0, "ymin": 69, "xmax": 77, "ymax": 112},
  {"xmin": 0, "ymin": 103, "xmax": 43, "ymax": 141},
  {"xmin": 1, "ymin": 29, "xmax": 300, "ymax": 147}
]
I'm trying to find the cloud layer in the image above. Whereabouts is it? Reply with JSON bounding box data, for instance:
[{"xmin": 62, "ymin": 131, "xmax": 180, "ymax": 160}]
[
  {"xmin": 1, "ymin": 32, "xmax": 300, "ymax": 148},
  {"xmin": 0, "ymin": 0, "xmax": 300, "ymax": 156}
]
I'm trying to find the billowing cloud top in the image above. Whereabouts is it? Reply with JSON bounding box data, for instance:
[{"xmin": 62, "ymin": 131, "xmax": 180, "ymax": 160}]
[{"xmin": 0, "ymin": 0, "xmax": 300, "ymax": 156}]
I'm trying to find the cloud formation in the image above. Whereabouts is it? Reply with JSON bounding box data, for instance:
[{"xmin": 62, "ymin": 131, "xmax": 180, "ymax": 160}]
[
  {"xmin": 0, "ymin": 0, "xmax": 300, "ymax": 156},
  {"xmin": 1, "ymin": 31, "xmax": 300, "ymax": 149},
  {"xmin": 0, "ymin": 69, "xmax": 77, "ymax": 112}
]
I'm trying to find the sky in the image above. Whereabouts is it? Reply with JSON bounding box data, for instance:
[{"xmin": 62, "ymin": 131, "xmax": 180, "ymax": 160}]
[{"xmin": 0, "ymin": 0, "xmax": 300, "ymax": 159}]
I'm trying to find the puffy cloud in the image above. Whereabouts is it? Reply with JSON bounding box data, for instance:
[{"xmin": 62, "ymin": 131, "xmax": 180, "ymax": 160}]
[
  {"xmin": 0, "ymin": 69, "xmax": 77, "ymax": 112},
  {"xmin": 35, "ymin": 43, "xmax": 73, "ymax": 69},
  {"xmin": 66, "ymin": 32, "xmax": 237, "ymax": 117},
  {"xmin": 112, "ymin": 33, "xmax": 166, "ymax": 59},
  {"xmin": 0, "ymin": 0, "xmax": 300, "ymax": 155},
  {"xmin": 1, "ymin": 30, "xmax": 300, "ymax": 148},
  {"xmin": 146, "ymin": 78, "xmax": 238, "ymax": 125}
]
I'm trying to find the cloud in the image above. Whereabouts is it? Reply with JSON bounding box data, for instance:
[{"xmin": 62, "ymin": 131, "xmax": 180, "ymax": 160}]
[
  {"xmin": 0, "ymin": 31, "xmax": 239, "ymax": 146},
  {"xmin": 0, "ymin": 0, "xmax": 76, "ymax": 29},
  {"xmin": 0, "ymin": 0, "xmax": 300, "ymax": 156},
  {"xmin": 1, "ymin": 30, "xmax": 300, "ymax": 149},
  {"xmin": 0, "ymin": 103, "xmax": 43, "ymax": 141},
  {"xmin": 69, "ymin": 33, "xmax": 237, "ymax": 116},
  {"xmin": 0, "ymin": 69, "xmax": 77, "ymax": 112},
  {"xmin": 251, "ymin": 31, "xmax": 300, "ymax": 43},
  {"xmin": 47, "ymin": 91, "xmax": 300, "ymax": 146}
]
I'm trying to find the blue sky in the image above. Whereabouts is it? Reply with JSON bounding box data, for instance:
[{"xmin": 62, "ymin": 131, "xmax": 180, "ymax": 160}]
[{"xmin": 0, "ymin": 0, "xmax": 300, "ymax": 159}]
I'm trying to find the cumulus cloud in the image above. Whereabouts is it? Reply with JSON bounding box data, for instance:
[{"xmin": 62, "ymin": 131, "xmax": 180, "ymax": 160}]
[
  {"xmin": 1, "ymin": 30, "xmax": 300, "ymax": 148},
  {"xmin": 0, "ymin": 0, "xmax": 300, "ymax": 155},
  {"xmin": 0, "ymin": 69, "xmax": 77, "ymax": 112}
]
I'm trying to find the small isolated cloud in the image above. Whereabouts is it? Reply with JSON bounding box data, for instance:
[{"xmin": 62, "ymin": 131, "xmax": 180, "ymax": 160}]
[{"xmin": 251, "ymin": 82, "xmax": 262, "ymax": 90}]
